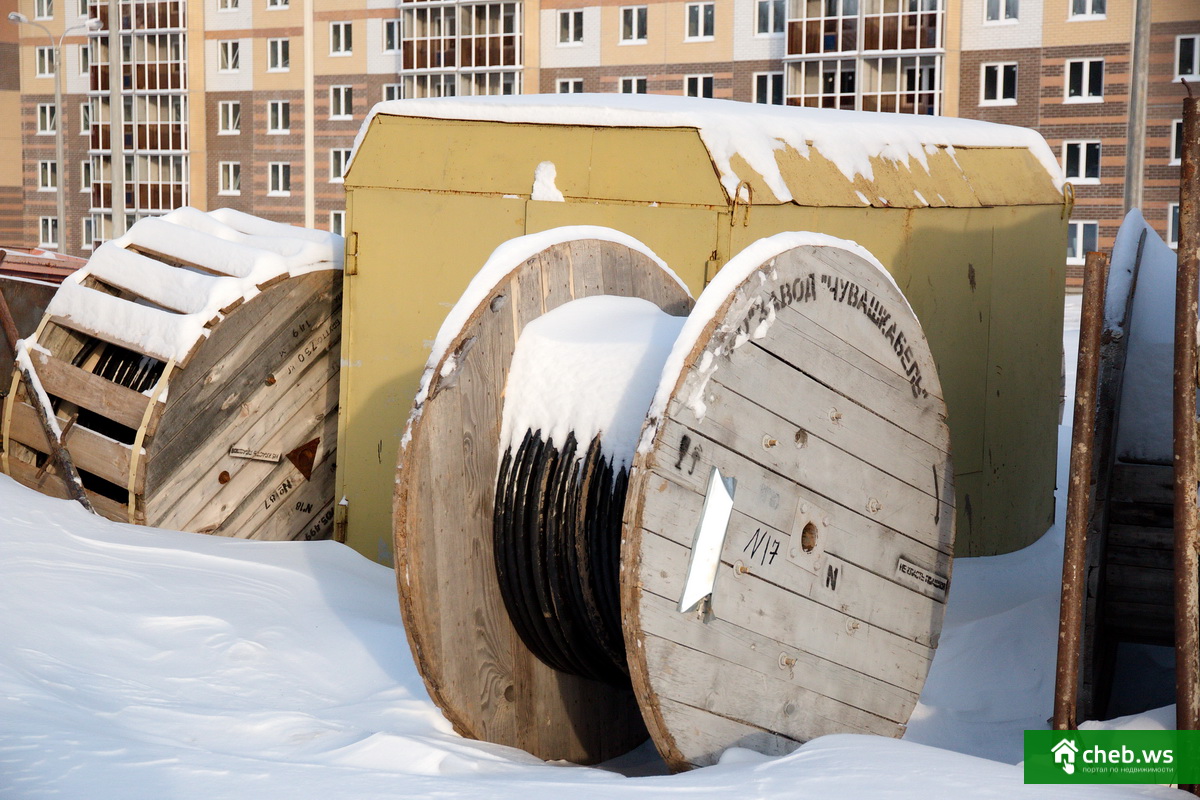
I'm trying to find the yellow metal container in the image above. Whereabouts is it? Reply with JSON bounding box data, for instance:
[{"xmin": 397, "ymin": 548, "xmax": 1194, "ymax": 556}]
[{"xmin": 341, "ymin": 97, "xmax": 1067, "ymax": 563}]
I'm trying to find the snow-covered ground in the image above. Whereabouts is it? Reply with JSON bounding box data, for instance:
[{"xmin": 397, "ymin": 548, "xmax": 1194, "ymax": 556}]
[{"xmin": 0, "ymin": 295, "xmax": 1186, "ymax": 798}]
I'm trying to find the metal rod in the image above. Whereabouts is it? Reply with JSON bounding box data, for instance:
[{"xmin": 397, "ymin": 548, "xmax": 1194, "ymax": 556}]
[
  {"xmin": 1174, "ymin": 89, "xmax": 1200, "ymax": 770},
  {"xmin": 1053, "ymin": 249, "xmax": 1110, "ymax": 731}
]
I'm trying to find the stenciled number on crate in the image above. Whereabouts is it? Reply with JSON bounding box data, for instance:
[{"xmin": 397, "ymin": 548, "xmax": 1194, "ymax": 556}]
[
  {"xmin": 743, "ymin": 527, "xmax": 781, "ymax": 567},
  {"xmin": 674, "ymin": 433, "xmax": 702, "ymax": 475}
]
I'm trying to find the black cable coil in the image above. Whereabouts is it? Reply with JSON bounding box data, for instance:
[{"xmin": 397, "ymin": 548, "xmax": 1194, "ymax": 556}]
[{"xmin": 493, "ymin": 428, "xmax": 630, "ymax": 688}]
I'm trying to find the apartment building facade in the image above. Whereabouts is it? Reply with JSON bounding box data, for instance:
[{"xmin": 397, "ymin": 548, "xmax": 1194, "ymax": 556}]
[{"xmin": 3, "ymin": 0, "xmax": 1198, "ymax": 272}]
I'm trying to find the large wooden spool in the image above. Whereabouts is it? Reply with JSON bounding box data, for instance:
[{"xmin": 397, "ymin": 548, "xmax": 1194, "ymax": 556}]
[
  {"xmin": 395, "ymin": 230, "xmax": 954, "ymax": 769},
  {"xmin": 1, "ymin": 209, "xmax": 342, "ymax": 542}
]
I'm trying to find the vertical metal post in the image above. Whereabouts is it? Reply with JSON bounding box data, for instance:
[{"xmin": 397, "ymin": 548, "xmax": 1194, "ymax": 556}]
[
  {"xmin": 1174, "ymin": 89, "xmax": 1200, "ymax": 772},
  {"xmin": 1054, "ymin": 250, "xmax": 1110, "ymax": 731}
]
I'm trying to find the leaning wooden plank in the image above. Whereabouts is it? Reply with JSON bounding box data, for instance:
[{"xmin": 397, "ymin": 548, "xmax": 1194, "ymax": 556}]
[
  {"xmin": 1110, "ymin": 463, "xmax": 1173, "ymax": 506},
  {"xmin": 27, "ymin": 349, "xmax": 152, "ymax": 431},
  {"xmin": 7, "ymin": 401, "xmax": 140, "ymax": 492}
]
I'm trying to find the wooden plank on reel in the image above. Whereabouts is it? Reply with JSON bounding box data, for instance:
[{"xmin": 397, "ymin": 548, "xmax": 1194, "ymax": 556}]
[{"xmin": 621, "ymin": 241, "xmax": 955, "ymax": 770}]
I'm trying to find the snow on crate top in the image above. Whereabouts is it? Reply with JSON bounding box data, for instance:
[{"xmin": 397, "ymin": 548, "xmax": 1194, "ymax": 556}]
[
  {"xmin": 499, "ymin": 296, "xmax": 687, "ymax": 469},
  {"xmin": 640, "ymin": 231, "xmax": 902, "ymax": 449},
  {"xmin": 351, "ymin": 94, "xmax": 1065, "ymax": 202},
  {"xmin": 400, "ymin": 226, "xmax": 686, "ymax": 452},
  {"xmin": 44, "ymin": 207, "xmax": 343, "ymax": 364}
]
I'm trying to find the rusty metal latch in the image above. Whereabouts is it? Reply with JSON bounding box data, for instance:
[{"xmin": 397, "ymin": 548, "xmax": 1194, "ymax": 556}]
[{"xmin": 730, "ymin": 181, "xmax": 753, "ymax": 227}]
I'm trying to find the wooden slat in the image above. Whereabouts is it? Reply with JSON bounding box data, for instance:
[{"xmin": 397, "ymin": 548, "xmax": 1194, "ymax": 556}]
[
  {"xmin": 1110, "ymin": 462, "xmax": 1173, "ymax": 505},
  {"xmin": 4, "ymin": 455, "xmax": 132, "ymax": 522},
  {"xmin": 147, "ymin": 275, "xmax": 341, "ymax": 491},
  {"xmin": 8, "ymin": 401, "xmax": 140, "ymax": 492},
  {"xmin": 28, "ymin": 348, "xmax": 152, "ymax": 431},
  {"xmin": 651, "ymin": 697, "xmax": 799, "ymax": 769}
]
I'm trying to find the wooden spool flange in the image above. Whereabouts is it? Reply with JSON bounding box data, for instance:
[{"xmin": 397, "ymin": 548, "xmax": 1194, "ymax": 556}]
[
  {"xmin": 395, "ymin": 231, "xmax": 954, "ymax": 769},
  {"xmin": 1, "ymin": 270, "xmax": 341, "ymax": 541},
  {"xmin": 622, "ymin": 237, "xmax": 954, "ymax": 769},
  {"xmin": 394, "ymin": 234, "xmax": 692, "ymax": 764}
]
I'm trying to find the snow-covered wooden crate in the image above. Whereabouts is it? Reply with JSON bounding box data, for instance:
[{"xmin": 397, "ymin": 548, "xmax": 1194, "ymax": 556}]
[
  {"xmin": 344, "ymin": 94, "xmax": 1066, "ymax": 565},
  {"xmin": 396, "ymin": 229, "xmax": 954, "ymax": 768},
  {"xmin": 0, "ymin": 208, "xmax": 344, "ymax": 541}
]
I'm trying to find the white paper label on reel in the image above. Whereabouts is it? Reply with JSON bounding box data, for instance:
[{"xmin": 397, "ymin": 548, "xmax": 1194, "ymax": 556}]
[{"xmin": 678, "ymin": 466, "xmax": 737, "ymax": 614}]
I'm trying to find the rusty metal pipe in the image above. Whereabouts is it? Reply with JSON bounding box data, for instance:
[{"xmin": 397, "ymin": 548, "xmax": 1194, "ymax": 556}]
[
  {"xmin": 1174, "ymin": 91, "xmax": 1200, "ymax": 769},
  {"xmin": 1054, "ymin": 250, "xmax": 1110, "ymax": 731}
]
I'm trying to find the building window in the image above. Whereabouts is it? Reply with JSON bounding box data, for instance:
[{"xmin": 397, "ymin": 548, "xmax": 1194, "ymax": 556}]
[
  {"xmin": 402, "ymin": 73, "xmax": 458, "ymax": 98},
  {"xmin": 80, "ymin": 160, "xmax": 92, "ymax": 191},
  {"xmin": 620, "ymin": 76, "xmax": 647, "ymax": 93},
  {"xmin": 1067, "ymin": 220, "xmax": 1098, "ymax": 265},
  {"xmin": 38, "ymin": 161, "xmax": 57, "ymax": 191},
  {"xmin": 980, "ymin": 62, "xmax": 1017, "ymax": 105},
  {"xmin": 330, "ymin": 22, "xmax": 352, "ymax": 55},
  {"xmin": 1169, "ymin": 203, "xmax": 1180, "ymax": 248},
  {"xmin": 34, "ymin": 0, "xmax": 52, "ymax": 20},
  {"xmin": 985, "ymin": 0, "xmax": 1018, "ymax": 22},
  {"xmin": 82, "ymin": 217, "xmax": 94, "ymax": 249},
  {"xmin": 383, "ymin": 84, "xmax": 402, "ymax": 101},
  {"xmin": 218, "ymin": 162, "xmax": 241, "ymax": 195},
  {"xmin": 1069, "ymin": 0, "xmax": 1105, "ymax": 18},
  {"xmin": 754, "ymin": 72, "xmax": 784, "ymax": 104},
  {"xmin": 1178, "ymin": 35, "xmax": 1198, "ymax": 81},
  {"xmin": 35, "ymin": 47, "xmax": 55, "ymax": 77},
  {"xmin": 219, "ymin": 40, "xmax": 240, "ymax": 72},
  {"xmin": 80, "ymin": 101, "xmax": 91, "ymax": 133},
  {"xmin": 267, "ymin": 0, "xmax": 287, "ymax": 8},
  {"xmin": 557, "ymin": 78, "xmax": 584, "ymax": 93},
  {"xmin": 1065, "ymin": 58, "xmax": 1103, "ymax": 102},
  {"xmin": 685, "ymin": 74, "xmax": 714, "ymax": 97},
  {"xmin": 756, "ymin": 0, "xmax": 784, "ymax": 34},
  {"xmin": 39, "ymin": 217, "xmax": 58, "ymax": 249},
  {"xmin": 219, "ymin": 0, "xmax": 239, "ymax": 10},
  {"xmin": 268, "ymin": 162, "xmax": 291, "ymax": 196},
  {"xmin": 79, "ymin": 42, "xmax": 90, "ymax": 76},
  {"xmin": 620, "ymin": 6, "xmax": 647, "ymax": 43},
  {"xmin": 685, "ymin": 2, "xmax": 714, "ymax": 40},
  {"xmin": 267, "ymin": 100, "xmax": 290, "ymax": 134},
  {"xmin": 330, "ymin": 148, "xmax": 351, "ymax": 182},
  {"xmin": 1063, "ymin": 141, "xmax": 1101, "ymax": 183},
  {"xmin": 218, "ymin": 100, "xmax": 240, "ymax": 134},
  {"xmin": 37, "ymin": 104, "xmax": 56, "ymax": 134},
  {"xmin": 330, "ymin": 210, "xmax": 345, "ymax": 237},
  {"xmin": 559, "ymin": 10, "xmax": 583, "ymax": 44},
  {"xmin": 267, "ymin": 38, "xmax": 289, "ymax": 71},
  {"xmin": 329, "ymin": 86, "xmax": 353, "ymax": 119},
  {"xmin": 1172, "ymin": 119, "xmax": 1184, "ymax": 165},
  {"xmin": 384, "ymin": 20, "xmax": 401, "ymax": 52}
]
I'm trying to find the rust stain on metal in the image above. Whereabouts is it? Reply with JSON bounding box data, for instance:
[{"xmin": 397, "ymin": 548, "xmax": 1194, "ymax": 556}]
[{"xmin": 287, "ymin": 437, "xmax": 321, "ymax": 481}]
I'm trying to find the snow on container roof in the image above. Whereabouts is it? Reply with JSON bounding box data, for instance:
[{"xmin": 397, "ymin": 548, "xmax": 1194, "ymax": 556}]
[
  {"xmin": 350, "ymin": 94, "xmax": 1065, "ymax": 205},
  {"xmin": 44, "ymin": 207, "xmax": 344, "ymax": 364}
]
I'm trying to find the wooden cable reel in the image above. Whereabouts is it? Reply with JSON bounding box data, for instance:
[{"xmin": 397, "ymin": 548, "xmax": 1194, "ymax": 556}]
[
  {"xmin": 1, "ymin": 214, "xmax": 341, "ymax": 542},
  {"xmin": 395, "ymin": 231, "xmax": 955, "ymax": 770}
]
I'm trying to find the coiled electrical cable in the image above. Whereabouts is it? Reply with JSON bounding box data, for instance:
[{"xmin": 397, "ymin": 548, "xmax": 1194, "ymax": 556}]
[{"xmin": 493, "ymin": 429, "xmax": 631, "ymax": 688}]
